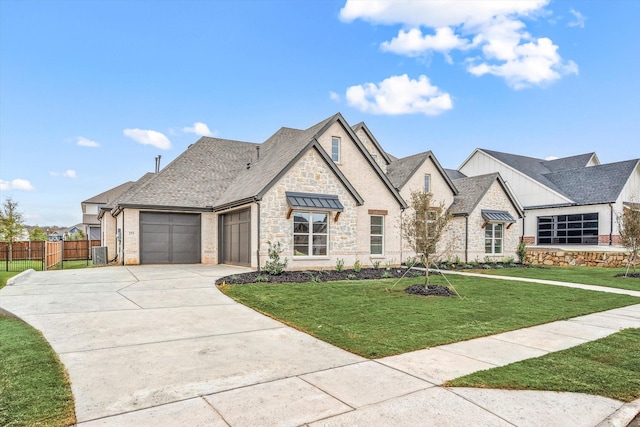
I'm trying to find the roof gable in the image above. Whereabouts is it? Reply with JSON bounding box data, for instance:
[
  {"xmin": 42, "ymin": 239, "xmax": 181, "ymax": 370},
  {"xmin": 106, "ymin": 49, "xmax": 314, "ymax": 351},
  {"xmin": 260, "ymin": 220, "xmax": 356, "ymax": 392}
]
[
  {"xmin": 351, "ymin": 122, "xmax": 393, "ymax": 165},
  {"xmin": 387, "ymin": 151, "xmax": 458, "ymax": 195},
  {"xmin": 449, "ymin": 172, "xmax": 523, "ymax": 217},
  {"xmin": 215, "ymin": 113, "xmax": 406, "ymax": 210}
]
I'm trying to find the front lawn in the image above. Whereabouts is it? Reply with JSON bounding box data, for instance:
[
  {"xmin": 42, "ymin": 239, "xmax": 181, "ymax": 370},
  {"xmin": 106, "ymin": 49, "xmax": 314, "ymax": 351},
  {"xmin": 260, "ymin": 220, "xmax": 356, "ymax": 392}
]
[
  {"xmin": 446, "ymin": 328, "xmax": 640, "ymax": 402},
  {"xmin": 467, "ymin": 265, "xmax": 640, "ymax": 292},
  {"xmin": 220, "ymin": 275, "xmax": 639, "ymax": 358},
  {"xmin": 0, "ymin": 316, "xmax": 75, "ymax": 426}
]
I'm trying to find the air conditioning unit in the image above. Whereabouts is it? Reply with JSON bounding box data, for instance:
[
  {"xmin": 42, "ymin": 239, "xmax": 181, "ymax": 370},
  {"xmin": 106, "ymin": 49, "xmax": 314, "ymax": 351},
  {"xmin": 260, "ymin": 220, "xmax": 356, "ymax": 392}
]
[{"xmin": 92, "ymin": 246, "xmax": 108, "ymax": 266}]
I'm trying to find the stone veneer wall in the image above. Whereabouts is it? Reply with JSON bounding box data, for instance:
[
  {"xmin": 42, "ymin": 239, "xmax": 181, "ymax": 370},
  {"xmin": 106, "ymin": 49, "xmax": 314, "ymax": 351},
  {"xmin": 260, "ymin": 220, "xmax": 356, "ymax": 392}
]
[
  {"xmin": 260, "ymin": 149, "xmax": 359, "ymax": 269},
  {"xmin": 525, "ymin": 248, "xmax": 633, "ymax": 267}
]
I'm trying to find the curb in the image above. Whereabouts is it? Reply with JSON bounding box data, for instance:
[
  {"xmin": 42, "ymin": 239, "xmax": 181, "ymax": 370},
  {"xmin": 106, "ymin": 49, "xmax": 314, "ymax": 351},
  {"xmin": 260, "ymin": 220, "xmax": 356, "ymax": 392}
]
[
  {"xmin": 596, "ymin": 399, "xmax": 640, "ymax": 427},
  {"xmin": 6, "ymin": 269, "xmax": 35, "ymax": 286}
]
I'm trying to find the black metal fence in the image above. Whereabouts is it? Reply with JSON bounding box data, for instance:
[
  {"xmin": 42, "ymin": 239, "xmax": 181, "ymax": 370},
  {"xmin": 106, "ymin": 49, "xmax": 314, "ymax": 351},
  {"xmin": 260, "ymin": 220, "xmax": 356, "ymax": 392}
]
[{"xmin": 0, "ymin": 240, "xmax": 101, "ymax": 272}]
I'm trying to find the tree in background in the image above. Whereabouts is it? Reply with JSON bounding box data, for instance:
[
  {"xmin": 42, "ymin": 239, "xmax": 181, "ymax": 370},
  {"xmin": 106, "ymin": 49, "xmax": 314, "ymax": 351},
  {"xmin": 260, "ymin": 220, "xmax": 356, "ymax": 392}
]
[
  {"xmin": 0, "ymin": 198, "xmax": 26, "ymax": 261},
  {"xmin": 618, "ymin": 203, "xmax": 640, "ymax": 275},
  {"xmin": 66, "ymin": 229, "xmax": 86, "ymax": 241},
  {"xmin": 29, "ymin": 226, "xmax": 48, "ymax": 241},
  {"xmin": 402, "ymin": 190, "xmax": 452, "ymax": 286}
]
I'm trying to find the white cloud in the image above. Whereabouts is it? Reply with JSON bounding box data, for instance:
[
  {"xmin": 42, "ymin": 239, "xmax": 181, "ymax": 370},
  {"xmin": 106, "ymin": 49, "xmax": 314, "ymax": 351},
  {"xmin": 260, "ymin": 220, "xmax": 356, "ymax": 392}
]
[
  {"xmin": 468, "ymin": 37, "xmax": 578, "ymax": 89},
  {"xmin": 329, "ymin": 91, "xmax": 341, "ymax": 102},
  {"xmin": 49, "ymin": 170, "xmax": 77, "ymax": 178},
  {"xmin": 340, "ymin": 0, "xmax": 576, "ymax": 89},
  {"xmin": 345, "ymin": 74, "xmax": 452, "ymax": 116},
  {"xmin": 381, "ymin": 27, "xmax": 473, "ymax": 62},
  {"xmin": 77, "ymin": 136, "xmax": 100, "ymax": 147},
  {"xmin": 0, "ymin": 178, "xmax": 35, "ymax": 191},
  {"xmin": 123, "ymin": 128, "xmax": 171, "ymax": 150},
  {"xmin": 568, "ymin": 9, "xmax": 586, "ymax": 28},
  {"xmin": 182, "ymin": 122, "xmax": 214, "ymax": 137}
]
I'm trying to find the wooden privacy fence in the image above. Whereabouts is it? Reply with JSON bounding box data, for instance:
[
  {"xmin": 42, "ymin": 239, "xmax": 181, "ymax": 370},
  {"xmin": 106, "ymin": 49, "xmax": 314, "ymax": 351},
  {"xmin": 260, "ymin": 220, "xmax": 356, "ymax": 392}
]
[{"xmin": 0, "ymin": 240, "xmax": 101, "ymax": 272}]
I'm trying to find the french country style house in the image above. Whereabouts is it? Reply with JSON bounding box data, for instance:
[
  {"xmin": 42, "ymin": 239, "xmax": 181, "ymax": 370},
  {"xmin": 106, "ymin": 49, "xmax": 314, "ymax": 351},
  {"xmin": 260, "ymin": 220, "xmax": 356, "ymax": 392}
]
[{"xmin": 97, "ymin": 113, "xmax": 523, "ymax": 268}]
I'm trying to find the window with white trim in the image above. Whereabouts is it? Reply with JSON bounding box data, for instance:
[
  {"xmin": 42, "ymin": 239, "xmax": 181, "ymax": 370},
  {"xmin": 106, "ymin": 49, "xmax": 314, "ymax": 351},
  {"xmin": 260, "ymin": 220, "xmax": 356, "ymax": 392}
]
[
  {"xmin": 424, "ymin": 174, "xmax": 431, "ymax": 193},
  {"xmin": 370, "ymin": 215, "xmax": 384, "ymax": 255},
  {"xmin": 293, "ymin": 212, "xmax": 328, "ymax": 256},
  {"xmin": 331, "ymin": 137, "xmax": 340, "ymax": 163},
  {"xmin": 485, "ymin": 223, "xmax": 503, "ymax": 254}
]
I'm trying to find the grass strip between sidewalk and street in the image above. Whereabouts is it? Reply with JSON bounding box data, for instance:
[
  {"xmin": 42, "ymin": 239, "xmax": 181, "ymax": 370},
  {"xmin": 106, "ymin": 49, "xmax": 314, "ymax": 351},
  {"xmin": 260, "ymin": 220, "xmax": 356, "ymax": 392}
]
[
  {"xmin": 467, "ymin": 265, "xmax": 640, "ymax": 292},
  {"xmin": 445, "ymin": 328, "xmax": 640, "ymax": 402},
  {"xmin": 0, "ymin": 315, "xmax": 76, "ymax": 427},
  {"xmin": 220, "ymin": 274, "xmax": 639, "ymax": 358}
]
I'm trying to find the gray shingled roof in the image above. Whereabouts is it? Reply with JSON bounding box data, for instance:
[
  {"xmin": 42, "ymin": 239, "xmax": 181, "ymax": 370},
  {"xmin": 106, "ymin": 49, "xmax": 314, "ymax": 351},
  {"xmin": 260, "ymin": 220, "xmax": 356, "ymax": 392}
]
[
  {"xmin": 543, "ymin": 159, "xmax": 640, "ymax": 205},
  {"xmin": 115, "ymin": 138, "xmax": 258, "ymax": 209},
  {"xmin": 107, "ymin": 113, "xmax": 409, "ymax": 214},
  {"xmin": 214, "ymin": 118, "xmax": 333, "ymax": 208},
  {"xmin": 82, "ymin": 181, "xmax": 135, "ymax": 204},
  {"xmin": 479, "ymin": 149, "xmax": 639, "ymax": 206},
  {"xmin": 448, "ymin": 173, "xmax": 500, "ymax": 215},
  {"xmin": 445, "ymin": 168, "xmax": 467, "ymax": 180}
]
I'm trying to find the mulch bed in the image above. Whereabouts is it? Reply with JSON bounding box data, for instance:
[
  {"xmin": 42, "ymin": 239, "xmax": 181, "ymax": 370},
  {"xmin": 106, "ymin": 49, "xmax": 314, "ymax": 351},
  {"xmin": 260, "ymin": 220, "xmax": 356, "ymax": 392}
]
[
  {"xmin": 614, "ymin": 272, "xmax": 640, "ymax": 279},
  {"xmin": 404, "ymin": 284, "xmax": 455, "ymax": 297},
  {"xmin": 215, "ymin": 267, "xmax": 419, "ymax": 285}
]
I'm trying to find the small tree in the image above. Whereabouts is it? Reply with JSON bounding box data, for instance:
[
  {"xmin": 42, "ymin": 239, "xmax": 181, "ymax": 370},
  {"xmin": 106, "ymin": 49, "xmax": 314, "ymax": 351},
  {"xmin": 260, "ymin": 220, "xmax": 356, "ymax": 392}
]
[
  {"xmin": 263, "ymin": 240, "xmax": 288, "ymax": 275},
  {"xmin": 67, "ymin": 229, "xmax": 86, "ymax": 241},
  {"xmin": 618, "ymin": 204, "xmax": 640, "ymax": 275},
  {"xmin": 0, "ymin": 198, "xmax": 26, "ymax": 261},
  {"xmin": 29, "ymin": 226, "xmax": 48, "ymax": 241},
  {"xmin": 402, "ymin": 191, "xmax": 452, "ymax": 287}
]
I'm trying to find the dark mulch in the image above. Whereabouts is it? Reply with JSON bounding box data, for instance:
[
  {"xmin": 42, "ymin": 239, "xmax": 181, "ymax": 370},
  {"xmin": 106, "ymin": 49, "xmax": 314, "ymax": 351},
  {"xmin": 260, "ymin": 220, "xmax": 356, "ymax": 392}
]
[
  {"xmin": 614, "ymin": 272, "xmax": 640, "ymax": 279},
  {"xmin": 215, "ymin": 267, "xmax": 421, "ymax": 286},
  {"xmin": 404, "ymin": 284, "xmax": 455, "ymax": 297}
]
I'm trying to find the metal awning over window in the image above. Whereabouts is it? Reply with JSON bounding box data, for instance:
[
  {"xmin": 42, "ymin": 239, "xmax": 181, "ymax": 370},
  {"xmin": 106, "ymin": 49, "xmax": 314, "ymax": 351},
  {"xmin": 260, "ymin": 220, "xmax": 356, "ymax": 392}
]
[
  {"xmin": 481, "ymin": 209, "xmax": 517, "ymax": 229},
  {"xmin": 286, "ymin": 192, "xmax": 343, "ymax": 211},
  {"xmin": 286, "ymin": 192, "xmax": 344, "ymax": 221}
]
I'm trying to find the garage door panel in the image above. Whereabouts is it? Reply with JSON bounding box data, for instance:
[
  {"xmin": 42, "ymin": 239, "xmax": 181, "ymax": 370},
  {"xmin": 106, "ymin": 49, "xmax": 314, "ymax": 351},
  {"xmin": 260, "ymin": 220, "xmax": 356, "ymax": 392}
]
[
  {"xmin": 140, "ymin": 213, "xmax": 201, "ymax": 264},
  {"xmin": 220, "ymin": 208, "xmax": 251, "ymax": 267}
]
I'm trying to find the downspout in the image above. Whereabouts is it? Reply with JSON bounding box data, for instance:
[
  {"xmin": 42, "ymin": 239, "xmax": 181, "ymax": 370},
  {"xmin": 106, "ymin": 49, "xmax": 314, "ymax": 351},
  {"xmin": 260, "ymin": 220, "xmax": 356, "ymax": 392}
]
[
  {"xmin": 121, "ymin": 210, "xmax": 125, "ymax": 265},
  {"xmin": 400, "ymin": 208, "xmax": 404, "ymax": 264},
  {"xmin": 464, "ymin": 214, "xmax": 469, "ymax": 263},
  {"xmin": 609, "ymin": 203, "xmax": 613, "ymax": 245},
  {"xmin": 256, "ymin": 200, "xmax": 261, "ymax": 272}
]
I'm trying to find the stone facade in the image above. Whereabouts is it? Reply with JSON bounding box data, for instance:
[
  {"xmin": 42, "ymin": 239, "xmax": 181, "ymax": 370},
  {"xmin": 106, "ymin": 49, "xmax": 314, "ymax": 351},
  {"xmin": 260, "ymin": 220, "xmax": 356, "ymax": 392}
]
[
  {"xmin": 354, "ymin": 127, "xmax": 387, "ymax": 173},
  {"xmin": 526, "ymin": 248, "xmax": 634, "ymax": 267}
]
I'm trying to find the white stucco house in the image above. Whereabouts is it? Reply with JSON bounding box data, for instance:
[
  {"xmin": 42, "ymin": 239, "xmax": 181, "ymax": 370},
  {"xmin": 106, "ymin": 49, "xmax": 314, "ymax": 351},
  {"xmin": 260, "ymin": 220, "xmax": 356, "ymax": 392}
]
[{"xmin": 458, "ymin": 149, "xmax": 640, "ymax": 247}]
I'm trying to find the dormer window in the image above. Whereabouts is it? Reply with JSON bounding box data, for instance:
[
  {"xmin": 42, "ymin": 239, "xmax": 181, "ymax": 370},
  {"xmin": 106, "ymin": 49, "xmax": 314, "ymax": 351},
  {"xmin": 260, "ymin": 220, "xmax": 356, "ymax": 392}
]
[{"xmin": 331, "ymin": 137, "xmax": 341, "ymax": 163}]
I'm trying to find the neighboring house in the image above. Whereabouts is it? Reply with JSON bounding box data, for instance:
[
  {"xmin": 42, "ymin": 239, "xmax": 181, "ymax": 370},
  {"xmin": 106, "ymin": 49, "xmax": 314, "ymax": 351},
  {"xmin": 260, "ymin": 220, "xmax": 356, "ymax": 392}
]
[
  {"xmin": 458, "ymin": 149, "xmax": 640, "ymax": 246},
  {"xmin": 98, "ymin": 113, "xmax": 523, "ymax": 267},
  {"xmin": 82, "ymin": 181, "xmax": 135, "ymax": 241}
]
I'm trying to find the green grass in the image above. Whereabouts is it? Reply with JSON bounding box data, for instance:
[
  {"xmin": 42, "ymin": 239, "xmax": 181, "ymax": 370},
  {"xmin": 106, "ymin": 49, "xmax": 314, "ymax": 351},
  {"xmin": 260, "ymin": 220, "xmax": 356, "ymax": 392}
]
[
  {"xmin": 446, "ymin": 328, "xmax": 640, "ymax": 402},
  {"xmin": 0, "ymin": 272, "xmax": 18, "ymax": 290},
  {"xmin": 468, "ymin": 265, "xmax": 640, "ymax": 292},
  {"xmin": 220, "ymin": 275, "xmax": 639, "ymax": 358},
  {"xmin": 0, "ymin": 316, "xmax": 76, "ymax": 426}
]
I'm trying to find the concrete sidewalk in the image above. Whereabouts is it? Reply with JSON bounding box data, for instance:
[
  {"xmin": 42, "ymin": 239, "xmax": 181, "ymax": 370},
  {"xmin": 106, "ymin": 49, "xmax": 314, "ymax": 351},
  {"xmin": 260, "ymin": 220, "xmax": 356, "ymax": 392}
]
[{"xmin": 0, "ymin": 265, "xmax": 639, "ymax": 426}]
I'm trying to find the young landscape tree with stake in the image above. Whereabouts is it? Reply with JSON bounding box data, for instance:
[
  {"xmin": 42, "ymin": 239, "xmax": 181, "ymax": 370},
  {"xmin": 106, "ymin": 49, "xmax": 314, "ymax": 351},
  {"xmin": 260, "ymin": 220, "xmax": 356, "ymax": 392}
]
[
  {"xmin": 402, "ymin": 190, "xmax": 452, "ymax": 287},
  {"xmin": 618, "ymin": 202, "xmax": 640, "ymax": 276}
]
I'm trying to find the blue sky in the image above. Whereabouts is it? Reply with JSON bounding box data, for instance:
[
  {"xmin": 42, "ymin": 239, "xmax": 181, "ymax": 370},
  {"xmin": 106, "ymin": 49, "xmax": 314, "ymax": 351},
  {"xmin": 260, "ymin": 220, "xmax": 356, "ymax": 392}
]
[{"xmin": 1, "ymin": 0, "xmax": 638, "ymax": 227}]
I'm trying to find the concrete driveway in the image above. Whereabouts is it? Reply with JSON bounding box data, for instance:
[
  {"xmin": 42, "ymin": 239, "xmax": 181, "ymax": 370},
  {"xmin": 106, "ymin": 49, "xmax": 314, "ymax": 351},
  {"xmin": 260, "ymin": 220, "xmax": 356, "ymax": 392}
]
[{"xmin": 1, "ymin": 265, "xmax": 639, "ymax": 426}]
